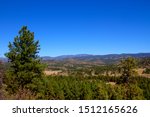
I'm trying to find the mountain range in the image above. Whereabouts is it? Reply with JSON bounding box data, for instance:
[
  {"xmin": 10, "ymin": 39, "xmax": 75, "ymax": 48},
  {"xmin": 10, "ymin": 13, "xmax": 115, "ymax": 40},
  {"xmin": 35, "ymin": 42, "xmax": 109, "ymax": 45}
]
[
  {"xmin": 1, "ymin": 53, "xmax": 150, "ymax": 64},
  {"xmin": 41, "ymin": 53, "xmax": 150, "ymax": 60}
]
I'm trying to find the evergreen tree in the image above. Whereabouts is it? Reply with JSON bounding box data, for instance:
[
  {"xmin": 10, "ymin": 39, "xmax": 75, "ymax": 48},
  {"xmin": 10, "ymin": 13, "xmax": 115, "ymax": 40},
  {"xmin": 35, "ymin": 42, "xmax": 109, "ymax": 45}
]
[
  {"xmin": 5, "ymin": 26, "xmax": 44, "ymax": 93},
  {"xmin": 119, "ymin": 57, "xmax": 137, "ymax": 83}
]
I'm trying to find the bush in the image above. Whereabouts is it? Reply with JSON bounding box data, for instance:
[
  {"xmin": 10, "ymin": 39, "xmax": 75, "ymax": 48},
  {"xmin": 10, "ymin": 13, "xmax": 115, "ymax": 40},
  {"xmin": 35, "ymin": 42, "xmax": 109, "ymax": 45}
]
[{"xmin": 143, "ymin": 68, "xmax": 150, "ymax": 74}]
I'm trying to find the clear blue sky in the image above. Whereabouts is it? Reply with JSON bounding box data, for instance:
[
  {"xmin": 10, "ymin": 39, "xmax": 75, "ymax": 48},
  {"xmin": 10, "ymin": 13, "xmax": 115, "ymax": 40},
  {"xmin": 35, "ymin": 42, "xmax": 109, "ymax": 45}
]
[{"xmin": 0, "ymin": 0, "xmax": 150, "ymax": 57}]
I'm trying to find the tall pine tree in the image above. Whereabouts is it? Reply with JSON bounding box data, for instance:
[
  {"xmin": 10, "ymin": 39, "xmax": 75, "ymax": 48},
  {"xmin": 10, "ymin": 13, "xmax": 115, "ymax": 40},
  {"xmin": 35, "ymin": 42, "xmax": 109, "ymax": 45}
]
[
  {"xmin": 5, "ymin": 26, "xmax": 44, "ymax": 93},
  {"xmin": 119, "ymin": 57, "xmax": 137, "ymax": 83}
]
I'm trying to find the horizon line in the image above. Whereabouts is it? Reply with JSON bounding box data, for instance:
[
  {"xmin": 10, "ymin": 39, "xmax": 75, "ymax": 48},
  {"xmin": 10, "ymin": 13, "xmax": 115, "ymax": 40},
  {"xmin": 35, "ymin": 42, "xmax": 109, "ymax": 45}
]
[{"xmin": 1, "ymin": 52, "xmax": 150, "ymax": 58}]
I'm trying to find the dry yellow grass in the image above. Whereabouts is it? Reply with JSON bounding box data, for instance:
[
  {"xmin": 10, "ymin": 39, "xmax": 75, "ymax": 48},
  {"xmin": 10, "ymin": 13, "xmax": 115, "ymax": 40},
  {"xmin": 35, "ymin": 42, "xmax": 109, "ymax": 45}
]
[
  {"xmin": 44, "ymin": 68, "xmax": 150, "ymax": 78},
  {"xmin": 136, "ymin": 68, "xmax": 145, "ymax": 74},
  {"xmin": 136, "ymin": 68, "xmax": 150, "ymax": 78},
  {"xmin": 106, "ymin": 82, "xmax": 116, "ymax": 85},
  {"xmin": 44, "ymin": 70, "xmax": 68, "ymax": 76},
  {"xmin": 44, "ymin": 70, "xmax": 62, "ymax": 75}
]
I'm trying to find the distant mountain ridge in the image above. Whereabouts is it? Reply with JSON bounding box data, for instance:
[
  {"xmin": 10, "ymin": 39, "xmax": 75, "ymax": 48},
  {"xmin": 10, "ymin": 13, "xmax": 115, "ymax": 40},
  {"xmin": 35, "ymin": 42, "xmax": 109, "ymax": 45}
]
[
  {"xmin": 0, "ymin": 57, "xmax": 8, "ymax": 62},
  {"xmin": 41, "ymin": 54, "xmax": 92, "ymax": 60},
  {"xmin": 41, "ymin": 53, "xmax": 150, "ymax": 60},
  {"xmin": 1, "ymin": 53, "xmax": 150, "ymax": 63}
]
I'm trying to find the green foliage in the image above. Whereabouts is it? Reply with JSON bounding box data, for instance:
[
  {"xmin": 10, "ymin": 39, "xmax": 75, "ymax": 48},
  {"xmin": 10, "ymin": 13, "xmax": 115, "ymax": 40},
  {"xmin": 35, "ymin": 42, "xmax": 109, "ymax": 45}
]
[
  {"xmin": 2, "ymin": 71, "xmax": 149, "ymax": 100},
  {"xmin": 119, "ymin": 57, "xmax": 137, "ymax": 83},
  {"xmin": 110, "ymin": 84, "xmax": 144, "ymax": 100},
  {"xmin": 94, "ymin": 82, "xmax": 109, "ymax": 100},
  {"xmin": 134, "ymin": 77, "xmax": 150, "ymax": 99},
  {"xmin": 4, "ymin": 26, "xmax": 45, "ymax": 93},
  {"xmin": 125, "ymin": 84, "xmax": 144, "ymax": 100},
  {"xmin": 26, "ymin": 75, "xmax": 145, "ymax": 100}
]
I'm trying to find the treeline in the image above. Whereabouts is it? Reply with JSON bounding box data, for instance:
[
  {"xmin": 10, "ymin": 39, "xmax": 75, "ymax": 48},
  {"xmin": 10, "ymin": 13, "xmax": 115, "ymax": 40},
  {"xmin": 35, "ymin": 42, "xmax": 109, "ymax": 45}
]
[
  {"xmin": 1, "ymin": 74, "xmax": 149, "ymax": 100},
  {"xmin": 30, "ymin": 75, "xmax": 149, "ymax": 100}
]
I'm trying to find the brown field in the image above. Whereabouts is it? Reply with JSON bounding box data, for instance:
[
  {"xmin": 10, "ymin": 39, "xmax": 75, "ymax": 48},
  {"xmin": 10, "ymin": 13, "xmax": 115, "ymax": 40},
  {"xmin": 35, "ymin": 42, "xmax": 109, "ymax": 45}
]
[
  {"xmin": 44, "ymin": 70, "xmax": 68, "ymax": 76},
  {"xmin": 44, "ymin": 68, "xmax": 150, "ymax": 78}
]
